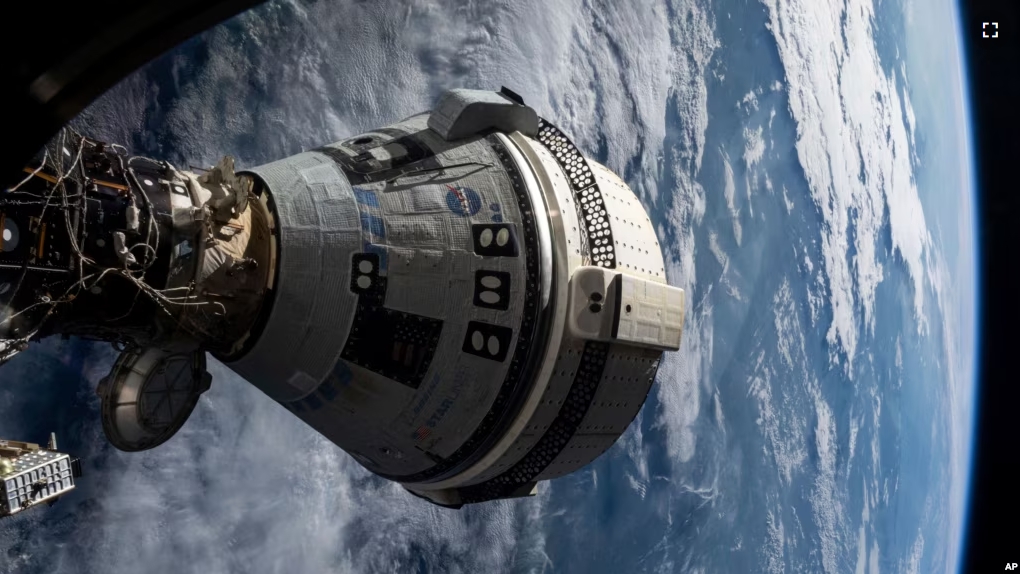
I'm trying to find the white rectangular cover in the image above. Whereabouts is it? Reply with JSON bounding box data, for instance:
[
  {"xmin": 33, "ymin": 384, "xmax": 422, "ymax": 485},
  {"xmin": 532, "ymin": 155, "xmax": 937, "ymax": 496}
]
[
  {"xmin": 566, "ymin": 267, "xmax": 684, "ymax": 351},
  {"xmin": 615, "ymin": 274, "xmax": 684, "ymax": 351}
]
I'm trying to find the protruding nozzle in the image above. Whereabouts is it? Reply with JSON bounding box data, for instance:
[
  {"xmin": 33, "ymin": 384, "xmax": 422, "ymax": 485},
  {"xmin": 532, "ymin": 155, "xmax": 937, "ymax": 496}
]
[{"xmin": 47, "ymin": 432, "xmax": 57, "ymax": 450}]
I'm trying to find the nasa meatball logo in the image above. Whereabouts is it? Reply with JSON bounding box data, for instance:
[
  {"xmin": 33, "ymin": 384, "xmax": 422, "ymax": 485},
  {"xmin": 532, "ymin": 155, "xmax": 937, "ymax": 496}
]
[{"xmin": 444, "ymin": 184, "xmax": 481, "ymax": 216}]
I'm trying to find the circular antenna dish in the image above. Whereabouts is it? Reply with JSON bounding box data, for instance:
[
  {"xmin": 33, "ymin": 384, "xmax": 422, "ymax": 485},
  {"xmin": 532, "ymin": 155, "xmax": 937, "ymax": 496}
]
[{"xmin": 99, "ymin": 347, "xmax": 212, "ymax": 452}]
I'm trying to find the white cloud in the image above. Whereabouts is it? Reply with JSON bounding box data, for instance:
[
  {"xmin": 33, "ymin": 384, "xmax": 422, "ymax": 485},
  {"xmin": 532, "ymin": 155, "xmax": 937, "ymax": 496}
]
[
  {"xmin": 657, "ymin": 152, "xmax": 712, "ymax": 467},
  {"xmin": 774, "ymin": 279, "xmax": 805, "ymax": 370},
  {"xmin": 626, "ymin": 473, "xmax": 649, "ymax": 500},
  {"xmin": 900, "ymin": 83, "xmax": 917, "ymax": 162},
  {"xmin": 757, "ymin": 280, "xmax": 810, "ymax": 485},
  {"xmin": 762, "ymin": 505, "xmax": 785, "ymax": 574},
  {"xmin": 719, "ymin": 149, "xmax": 742, "ymax": 245},
  {"xmin": 895, "ymin": 336, "xmax": 903, "ymax": 369},
  {"xmin": 1, "ymin": 357, "xmax": 549, "ymax": 574},
  {"xmin": 707, "ymin": 229, "xmax": 728, "ymax": 269},
  {"xmin": 82, "ymin": 0, "xmax": 718, "ymax": 212},
  {"xmin": 808, "ymin": 385, "xmax": 847, "ymax": 574},
  {"xmin": 738, "ymin": 89, "xmax": 759, "ymax": 113},
  {"xmin": 847, "ymin": 409, "xmax": 860, "ymax": 476},
  {"xmin": 618, "ymin": 408, "xmax": 651, "ymax": 500},
  {"xmin": 854, "ymin": 480, "xmax": 876, "ymax": 574},
  {"xmin": 748, "ymin": 365, "xmax": 807, "ymax": 488},
  {"xmin": 743, "ymin": 125, "xmax": 765, "ymax": 169},
  {"xmin": 653, "ymin": 0, "xmax": 718, "ymax": 469},
  {"xmin": 760, "ymin": 0, "xmax": 933, "ymax": 366},
  {"xmin": 654, "ymin": 286, "xmax": 710, "ymax": 464},
  {"xmin": 903, "ymin": 531, "xmax": 924, "ymax": 574},
  {"xmin": 713, "ymin": 390, "xmax": 726, "ymax": 432}
]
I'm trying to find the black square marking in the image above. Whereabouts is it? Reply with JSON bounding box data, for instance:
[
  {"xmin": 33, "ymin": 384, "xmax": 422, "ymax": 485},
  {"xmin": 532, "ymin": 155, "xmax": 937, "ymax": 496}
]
[
  {"xmin": 341, "ymin": 250, "xmax": 443, "ymax": 389},
  {"xmin": 473, "ymin": 270, "xmax": 511, "ymax": 310},
  {"xmin": 342, "ymin": 306, "xmax": 443, "ymax": 389},
  {"xmin": 350, "ymin": 252, "xmax": 386, "ymax": 303},
  {"xmin": 472, "ymin": 224, "xmax": 519, "ymax": 257},
  {"xmin": 462, "ymin": 321, "xmax": 513, "ymax": 362}
]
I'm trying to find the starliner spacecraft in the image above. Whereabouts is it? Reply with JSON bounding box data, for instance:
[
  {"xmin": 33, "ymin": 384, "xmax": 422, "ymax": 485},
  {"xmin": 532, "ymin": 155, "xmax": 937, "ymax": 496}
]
[{"xmin": 0, "ymin": 87, "xmax": 684, "ymax": 508}]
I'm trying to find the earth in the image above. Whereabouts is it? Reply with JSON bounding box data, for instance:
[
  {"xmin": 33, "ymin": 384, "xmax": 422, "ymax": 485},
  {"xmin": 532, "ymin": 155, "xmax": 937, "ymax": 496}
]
[{"xmin": 0, "ymin": 0, "xmax": 977, "ymax": 573}]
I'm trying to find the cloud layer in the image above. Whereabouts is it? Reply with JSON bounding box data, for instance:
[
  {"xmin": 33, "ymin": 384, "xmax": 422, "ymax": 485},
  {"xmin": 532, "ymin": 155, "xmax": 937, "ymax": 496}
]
[{"xmin": 760, "ymin": 0, "xmax": 933, "ymax": 366}]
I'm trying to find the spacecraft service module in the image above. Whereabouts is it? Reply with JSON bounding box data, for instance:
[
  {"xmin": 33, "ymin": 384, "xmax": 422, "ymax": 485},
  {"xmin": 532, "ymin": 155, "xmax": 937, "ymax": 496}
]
[{"xmin": 0, "ymin": 88, "xmax": 684, "ymax": 509}]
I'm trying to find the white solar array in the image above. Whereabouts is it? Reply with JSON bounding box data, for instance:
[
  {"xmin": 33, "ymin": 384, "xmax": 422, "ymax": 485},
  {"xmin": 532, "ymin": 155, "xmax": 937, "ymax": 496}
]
[{"xmin": 1, "ymin": 447, "xmax": 76, "ymax": 517}]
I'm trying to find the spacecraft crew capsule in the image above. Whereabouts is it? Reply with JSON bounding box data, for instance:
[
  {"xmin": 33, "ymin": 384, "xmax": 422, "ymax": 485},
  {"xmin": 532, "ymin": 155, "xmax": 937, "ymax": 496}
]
[{"xmin": 0, "ymin": 88, "xmax": 684, "ymax": 508}]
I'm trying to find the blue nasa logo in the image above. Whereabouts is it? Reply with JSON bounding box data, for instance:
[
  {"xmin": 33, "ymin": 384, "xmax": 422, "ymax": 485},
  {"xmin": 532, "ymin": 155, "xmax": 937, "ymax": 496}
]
[{"xmin": 445, "ymin": 185, "xmax": 482, "ymax": 216}]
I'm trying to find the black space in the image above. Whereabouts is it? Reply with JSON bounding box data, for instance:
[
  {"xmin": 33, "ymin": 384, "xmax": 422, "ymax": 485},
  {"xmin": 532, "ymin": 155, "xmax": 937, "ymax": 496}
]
[
  {"xmin": 957, "ymin": 0, "xmax": 1020, "ymax": 572},
  {"xmin": 0, "ymin": 1, "xmax": 264, "ymax": 181}
]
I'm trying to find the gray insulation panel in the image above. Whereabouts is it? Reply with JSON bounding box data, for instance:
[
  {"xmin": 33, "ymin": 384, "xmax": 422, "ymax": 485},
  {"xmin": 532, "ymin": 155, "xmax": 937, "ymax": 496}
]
[{"xmin": 230, "ymin": 152, "xmax": 361, "ymax": 402}]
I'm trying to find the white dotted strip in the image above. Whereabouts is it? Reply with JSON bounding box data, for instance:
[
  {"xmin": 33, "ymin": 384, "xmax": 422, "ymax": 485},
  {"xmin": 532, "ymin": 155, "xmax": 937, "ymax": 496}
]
[{"xmin": 535, "ymin": 119, "xmax": 616, "ymax": 268}]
